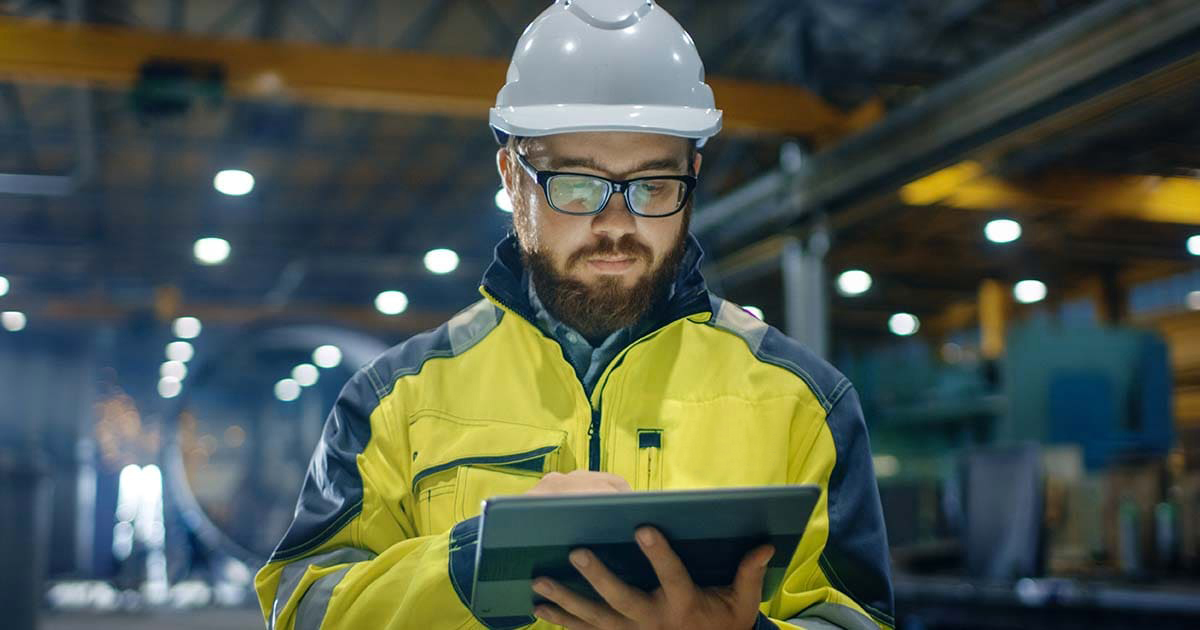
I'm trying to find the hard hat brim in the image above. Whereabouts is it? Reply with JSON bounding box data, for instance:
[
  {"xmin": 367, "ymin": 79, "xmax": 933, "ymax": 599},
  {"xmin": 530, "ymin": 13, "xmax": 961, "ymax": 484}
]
[{"xmin": 490, "ymin": 104, "xmax": 721, "ymax": 144}]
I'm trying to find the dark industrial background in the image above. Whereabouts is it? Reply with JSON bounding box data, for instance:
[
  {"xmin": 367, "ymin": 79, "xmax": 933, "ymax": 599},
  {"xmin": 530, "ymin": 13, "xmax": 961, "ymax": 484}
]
[{"xmin": 1, "ymin": 1, "xmax": 1199, "ymax": 628}]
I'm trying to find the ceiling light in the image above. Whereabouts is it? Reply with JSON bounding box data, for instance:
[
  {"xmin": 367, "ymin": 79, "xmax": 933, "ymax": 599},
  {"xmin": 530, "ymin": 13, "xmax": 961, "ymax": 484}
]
[
  {"xmin": 274, "ymin": 378, "xmax": 301, "ymax": 402},
  {"xmin": 837, "ymin": 270, "xmax": 873, "ymax": 296},
  {"xmin": 1188, "ymin": 235, "xmax": 1200, "ymax": 256},
  {"xmin": 313, "ymin": 345, "xmax": 342, "ymax": 369},
  {"xmin": 889, "ymin": 313, "xmax": 920, "ymax": 336},
  {"xmin": 0, "ymin": 275, "xmax": 8, "ymax": 296},
  {"xmin": 160, "ymin": 361, "xmax": 188, "ymax": 381},
  {"xmin": 495, "ymin": 188, "xmax": 513, "ymax": 213},
  {"xmin": 166, "ymin": 340, "xmax": 194, "ymax": 363},
  {"xmin": 1013, "ymin": 279, "xmax": 1047, "ymax": 304},
  {"xmin": 213, "ymin": 169, "xmax": 254, "ymax": 196},
  {"xmin": 424, "ymin": 249, "xmax": 460, "ymax": 275},
  {"xmin": 742, "ymin": 305, "xmax": 764, "ymax": 320},
  {"xmin": 193, "ymin": 237, "xmax": 231, "ymax": 265},
  {"xmin": 157, "ymin": 376, "xmax": 182, "ymax": 399},
  {"xmin": 292, "ymin": 363, "xmax": 319, "ymax": 387},
  {"xmin": 172, "ymin": 316, "xmax": 202, "ymax": 339},
  {"xmin": 1187, "ymin": 291, "xmax": 1200, "ymax": 311},
  {"xmin": 375, "ymin": 290, "xmax": 409, "ymax": 316},
  {"xmin": 985, "ymin": 219, "xmax": 1022, "ymax": 244},
  {"xmin": 2, "ymin": 311, "xmax": 27, "ymax": 332}
]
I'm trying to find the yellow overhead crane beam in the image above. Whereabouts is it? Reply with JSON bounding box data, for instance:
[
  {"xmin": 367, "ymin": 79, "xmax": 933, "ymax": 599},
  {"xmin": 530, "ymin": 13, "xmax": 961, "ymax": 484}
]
[
  {"xmin": 900, "ymin": 160, "xmax": 1200, "ymax": 225},
  {"xmin": 0, "ymin": 16, "xmax": 881, "ymax": 141}
]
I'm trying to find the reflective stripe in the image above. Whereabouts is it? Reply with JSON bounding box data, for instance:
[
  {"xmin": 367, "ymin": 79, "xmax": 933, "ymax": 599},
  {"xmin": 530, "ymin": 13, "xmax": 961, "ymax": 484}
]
[
  {"xmin": 448, "ymin": 299, "xmax": 501, "ymax": 356},
  {"xmin": 712, "ymin": 298, "xmax": 769, "ymax": 355},
  {"xmin": 295, "ymin": 564, "xmax": 353, "ymax": 630},
  {"xmin": 270, "ymin": 547, "xmax": 375, "ymax": 629},
  {"xmin": 789, "ymin": 601, "xmax": 882, "ymax": 630},
  {"xmin": 784, "ymin": 617, "xmax": 843, "ymax": 630}
]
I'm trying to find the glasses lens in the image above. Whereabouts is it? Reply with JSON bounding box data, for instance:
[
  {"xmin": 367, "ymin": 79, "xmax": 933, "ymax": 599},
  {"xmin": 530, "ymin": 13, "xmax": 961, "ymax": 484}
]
[
  {"xmin": 629, "ymin": 179, "xmax": 688, "ymax": 216},
  {"xmin": 548, "ymin": 175, "xmax": 609, "ymax": 214}
]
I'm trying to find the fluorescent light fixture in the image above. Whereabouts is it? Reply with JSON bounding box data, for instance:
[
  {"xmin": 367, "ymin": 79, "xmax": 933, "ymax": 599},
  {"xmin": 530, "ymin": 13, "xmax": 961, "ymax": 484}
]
[
  {"xmin": 889, "ymin": 313, "xmax": 920, "ymax": 336},
  {"xmin": 172, "ymin": 316, "xmax": 202, "ymax": 339},
  {"xmin": 166, "ymin": 341, "xmax": 195, "ymax": 363},
  {"xmin": 213, "ymin": 169, "xmax": 254, "ymax": 196},
  {"xmin": 1013, "ymin": 279, "xmax": 1047, "ymax": 304},
  {"xmin": 313, "ymin": 344, "xmax": 342, "ymax": 369},
  {"xmin": 160, "ymin": 361, "xmax": 188, "ymax": 381},
  {"xmin": 375, "ymin": 290, "xmax": 409, "ymax": 316},
  {"xmin": 985, "ymin": 219, "xmax": 1022, "ymax": 244},
  {"xmin": 0, "ymin": 275, "xmax": 8, "ymax": 296},
  {"xmin": 495, "ymin": 188, "xmax": 514, "ymax": 213},
  {"xmin": 873, "ymin": 455, "xmax": 900, "ymax": 478},
  {"xmin": 424, "ymin": 249, "xmax": 460, "ymax": 275},
  {"xmin": 157, "ymin": 376, "xmax": 182, "ymax": 399},
  {"xmin": 274, "ymin": 378, "xmax": 301, "ymax": 402},
  {"xmin": 2, "ymin": 311, "xmax": 27, "ymax": 332},
  {"xmin": 837, "ymin": 270, "xmax": 873, "ymax": 296},
  {"xmin": 193, "ymin": 237, "xmax": 231, "ymax": 265},
  {"xmin": 292, "ymin": 363, "xmax": 319, "ymax": 387},
  {"xmin": 1187, "ymin": 291, "xmax": 1200, "ymax": 311},
  {"xmin": 742, "ymin": 305, "xmax": 764, "ymax": 320},
  {"xmin": 1188, "ymin": 235, "xmax": 1200, "ymax": 256}
]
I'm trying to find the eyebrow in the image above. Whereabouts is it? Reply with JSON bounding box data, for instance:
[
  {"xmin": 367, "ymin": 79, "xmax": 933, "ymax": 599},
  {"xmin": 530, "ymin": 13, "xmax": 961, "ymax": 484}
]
[{"xmin": 543, "ymin": 155, "xmax": 688, "ymax": 176}]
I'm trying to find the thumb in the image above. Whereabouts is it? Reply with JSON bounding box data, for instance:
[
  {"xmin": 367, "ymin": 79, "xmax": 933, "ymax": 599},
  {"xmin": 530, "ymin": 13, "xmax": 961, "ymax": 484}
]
[{"xmin": 732, "ymin": 545, "xmax": 775, "ymax": 604}]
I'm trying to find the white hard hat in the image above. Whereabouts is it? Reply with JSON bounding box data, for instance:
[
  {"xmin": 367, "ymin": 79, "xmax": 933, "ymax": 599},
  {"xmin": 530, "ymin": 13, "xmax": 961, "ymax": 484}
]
[{"xmin": 490, "ymin": 0, "xmax": 722, "ymax": 148}]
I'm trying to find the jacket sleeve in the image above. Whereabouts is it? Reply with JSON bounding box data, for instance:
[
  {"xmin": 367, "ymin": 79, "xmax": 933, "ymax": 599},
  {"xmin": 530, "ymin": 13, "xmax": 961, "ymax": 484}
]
[
  {"xmin": 253, "ymin": 365, "xmax": 507, "ymax": 630},
  {"xmin": 758, "ymin": 382, "xmax": 895, "ymax": 630}
]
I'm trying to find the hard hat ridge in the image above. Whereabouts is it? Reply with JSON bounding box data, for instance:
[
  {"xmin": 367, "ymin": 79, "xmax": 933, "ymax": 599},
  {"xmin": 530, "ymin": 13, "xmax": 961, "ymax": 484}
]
[{"xmin": 491, "ymin": 0, "xmax": 722, "ymax": 147}]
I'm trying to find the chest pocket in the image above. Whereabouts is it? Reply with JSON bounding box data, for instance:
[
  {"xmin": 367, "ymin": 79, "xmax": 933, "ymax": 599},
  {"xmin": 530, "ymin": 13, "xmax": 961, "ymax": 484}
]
[{"xmin": 409, "ymin": 411, "xmax": 567, "ymax": 535}]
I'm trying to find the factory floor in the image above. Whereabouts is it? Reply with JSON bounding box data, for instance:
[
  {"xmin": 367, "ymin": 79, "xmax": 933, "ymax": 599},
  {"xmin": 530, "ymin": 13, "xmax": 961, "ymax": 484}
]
[{"xmin": 42, "ymin": 608, "xmax": 263, "ymax": 630}]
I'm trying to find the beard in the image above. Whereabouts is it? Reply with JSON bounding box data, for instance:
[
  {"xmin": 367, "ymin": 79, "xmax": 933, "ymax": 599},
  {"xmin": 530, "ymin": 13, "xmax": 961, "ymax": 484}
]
[{"xmin": 518, "ymin": 212, "xmax": 690, "ymax": 344}]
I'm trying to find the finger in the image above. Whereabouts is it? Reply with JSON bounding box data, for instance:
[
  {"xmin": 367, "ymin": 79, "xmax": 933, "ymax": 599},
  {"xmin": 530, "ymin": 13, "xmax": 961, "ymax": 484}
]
[
  {"xmin": 533, "ymin": 603, "xmax": 603, "ymax": 630},
  {"xmin": 532, "ymin": 578, "xmax": 625, "ymax": 629},
  {"xmin": 568, "ymin": 549, "xmax": 653, "ymax": 620},
  {"xmin": 604, "ymin": 475, "xmax": 633, "ymax": 492},
  {"xmin": 732, "ymin": 545, "xmax": 775, "ymax": 604},
  {"xmin": 635, "ymin": 526, "xmax": 696, "ymax": 603}
]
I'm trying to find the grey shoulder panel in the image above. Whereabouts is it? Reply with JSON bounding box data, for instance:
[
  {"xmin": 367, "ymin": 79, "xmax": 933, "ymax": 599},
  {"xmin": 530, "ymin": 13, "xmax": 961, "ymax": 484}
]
[
  {"xmin": 710, "ymin": 296, "xmax": 770, "ymax": 355},
  {"xmin": 371, "ymin": 299, "xmax": 504, "ymax": 400}
]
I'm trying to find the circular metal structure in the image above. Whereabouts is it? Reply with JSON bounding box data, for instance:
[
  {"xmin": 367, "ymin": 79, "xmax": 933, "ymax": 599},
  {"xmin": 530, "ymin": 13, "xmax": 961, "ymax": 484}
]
[{"xmin": 163, "ymin": 323, "xmax": 388, "ymax": 566}]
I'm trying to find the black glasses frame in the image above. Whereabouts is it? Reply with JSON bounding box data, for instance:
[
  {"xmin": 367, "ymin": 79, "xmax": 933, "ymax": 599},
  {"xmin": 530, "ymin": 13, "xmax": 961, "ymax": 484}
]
[{"xmin": 514, "ymin": 152, "xmax": 697, "ymax": 218}]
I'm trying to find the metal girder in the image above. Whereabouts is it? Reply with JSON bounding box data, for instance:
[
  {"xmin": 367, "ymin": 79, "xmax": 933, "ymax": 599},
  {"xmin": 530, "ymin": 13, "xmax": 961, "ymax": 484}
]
[
  {"xmin": 0, "ymin": 16, "xmax": 877, "ymax": 140},
  {"xmin": 900, "ymin": 163, "xmax": 1200, "ymax": 225},
  {"xmin": 695, "ymin": 0, "xmax": 1200, "ymax": 247}
]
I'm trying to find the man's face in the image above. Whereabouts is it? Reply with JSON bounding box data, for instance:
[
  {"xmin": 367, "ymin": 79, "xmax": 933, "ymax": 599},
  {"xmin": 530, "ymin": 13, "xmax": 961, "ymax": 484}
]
[{"xmin": 498, "ymin": 131, "xmax": 702, "ymax": 339}]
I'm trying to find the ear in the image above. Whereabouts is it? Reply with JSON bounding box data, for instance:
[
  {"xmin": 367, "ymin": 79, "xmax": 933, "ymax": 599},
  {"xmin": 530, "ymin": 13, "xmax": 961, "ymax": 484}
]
[
  {"xmin": 496, "ymin": 146, "xmax": 514, "ymax": 193},
  {"xmin": 691, "ymin": 151, "xmax": 703, "ymax": 177}
]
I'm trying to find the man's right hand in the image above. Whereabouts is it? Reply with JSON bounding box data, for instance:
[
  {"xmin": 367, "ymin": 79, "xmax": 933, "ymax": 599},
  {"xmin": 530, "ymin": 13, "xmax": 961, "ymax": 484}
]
[{"xmin": 522, "ymin": 470, "xmax": 633, "ymax": 496}]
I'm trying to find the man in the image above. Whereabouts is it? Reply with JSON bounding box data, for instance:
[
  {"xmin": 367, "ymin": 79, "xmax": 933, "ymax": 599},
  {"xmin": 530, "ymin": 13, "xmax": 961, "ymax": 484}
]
[{"xmin": 255, "ymin": 1, "xmax": 893, "ymax": 629}]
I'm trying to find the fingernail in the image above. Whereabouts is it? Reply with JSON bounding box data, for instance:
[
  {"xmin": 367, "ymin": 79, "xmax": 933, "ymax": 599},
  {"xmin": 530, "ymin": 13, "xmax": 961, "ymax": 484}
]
[
  {"xmin": 532, "ymin": 580, "xmax": 552, "ymax": 596},
  {"xmin": 570, "ymin": 550, "xmax": 590, "ymax": 568},
  {"xmin": 760, "ymin": 548, "xmax": 775, "ymax": 568},
  {"xmin": 636, "ymin": 528, "xmax": 655, "ymax": 547}
]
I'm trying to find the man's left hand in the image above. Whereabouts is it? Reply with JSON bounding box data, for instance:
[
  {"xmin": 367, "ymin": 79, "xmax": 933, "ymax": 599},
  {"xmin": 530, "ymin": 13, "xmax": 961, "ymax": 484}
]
[{"xmin": 531, "ymin": 526, "xmax": 775, "ymax": 630}]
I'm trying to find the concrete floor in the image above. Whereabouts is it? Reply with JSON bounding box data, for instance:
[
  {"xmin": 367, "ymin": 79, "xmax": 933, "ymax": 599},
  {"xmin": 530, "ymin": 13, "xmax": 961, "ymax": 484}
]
[{"xmin": 41, "ymin": 608, "xmax": 264, "ymax": 630}]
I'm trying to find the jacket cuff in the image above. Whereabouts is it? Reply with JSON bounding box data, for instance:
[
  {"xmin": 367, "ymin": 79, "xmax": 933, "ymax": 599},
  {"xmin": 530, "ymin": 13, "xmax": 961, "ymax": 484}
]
[
  {"xmin": 448, "ymin": 516, "xmax": 534, "ymax": 630},
  {"xmin": 754, "ymin": 611, "xmax": 780, "ymax": 629}
]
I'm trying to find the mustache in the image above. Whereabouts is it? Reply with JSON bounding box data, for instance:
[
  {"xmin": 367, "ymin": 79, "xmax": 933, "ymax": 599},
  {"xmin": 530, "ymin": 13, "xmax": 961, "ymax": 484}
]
[{"xmin": 566, "ymin": 235, "xmax": 653, "ymax": 268}]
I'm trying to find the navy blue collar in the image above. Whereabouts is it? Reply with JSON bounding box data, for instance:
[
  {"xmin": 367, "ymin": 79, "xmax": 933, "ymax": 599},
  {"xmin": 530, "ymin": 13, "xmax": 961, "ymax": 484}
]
[{"xmin": 480, "ymin": 232, "xmax": 713, "ymax": 330}]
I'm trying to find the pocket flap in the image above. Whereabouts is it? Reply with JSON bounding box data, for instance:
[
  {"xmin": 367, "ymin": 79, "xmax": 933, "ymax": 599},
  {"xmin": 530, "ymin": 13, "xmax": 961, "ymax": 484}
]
[{"xmin": 409, "ymin": 411, "xmax": 566, "ymax": 492}]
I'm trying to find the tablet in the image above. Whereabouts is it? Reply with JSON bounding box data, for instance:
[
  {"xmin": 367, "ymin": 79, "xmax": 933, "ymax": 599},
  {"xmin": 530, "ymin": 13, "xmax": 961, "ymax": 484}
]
[{"xmin": 470, "ymin": 485, "xmax": 820, "ymax": 620}]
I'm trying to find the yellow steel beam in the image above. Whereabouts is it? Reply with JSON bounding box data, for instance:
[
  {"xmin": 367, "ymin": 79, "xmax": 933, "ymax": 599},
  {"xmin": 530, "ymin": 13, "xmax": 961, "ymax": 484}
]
[
  {"xmin": 901, "ymin": 161, "xmax": 1200, "ymax": 225},
  {"xmin": 0, "ymin": 17, "xmax": 879, "ymax": 140}
]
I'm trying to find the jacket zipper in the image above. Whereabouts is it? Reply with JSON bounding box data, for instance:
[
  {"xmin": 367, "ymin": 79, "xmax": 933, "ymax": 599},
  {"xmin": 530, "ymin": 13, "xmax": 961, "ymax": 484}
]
[{"xmin": 480, "ymin": 286, "xmax": 711, "ymax": 474}]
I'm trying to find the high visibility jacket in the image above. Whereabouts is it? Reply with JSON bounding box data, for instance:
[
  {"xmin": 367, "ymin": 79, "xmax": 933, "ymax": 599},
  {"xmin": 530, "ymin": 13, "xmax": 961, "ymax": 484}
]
[{"xmin": 255, "ymin": 235, "xmax": 894, "ymax": 630}]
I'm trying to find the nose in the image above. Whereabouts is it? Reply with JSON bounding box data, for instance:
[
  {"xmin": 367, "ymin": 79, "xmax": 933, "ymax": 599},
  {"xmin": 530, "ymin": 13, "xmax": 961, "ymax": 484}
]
[{"xmin": 590, "ymin": 189, "xmax": 637, "ymax": 240}]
